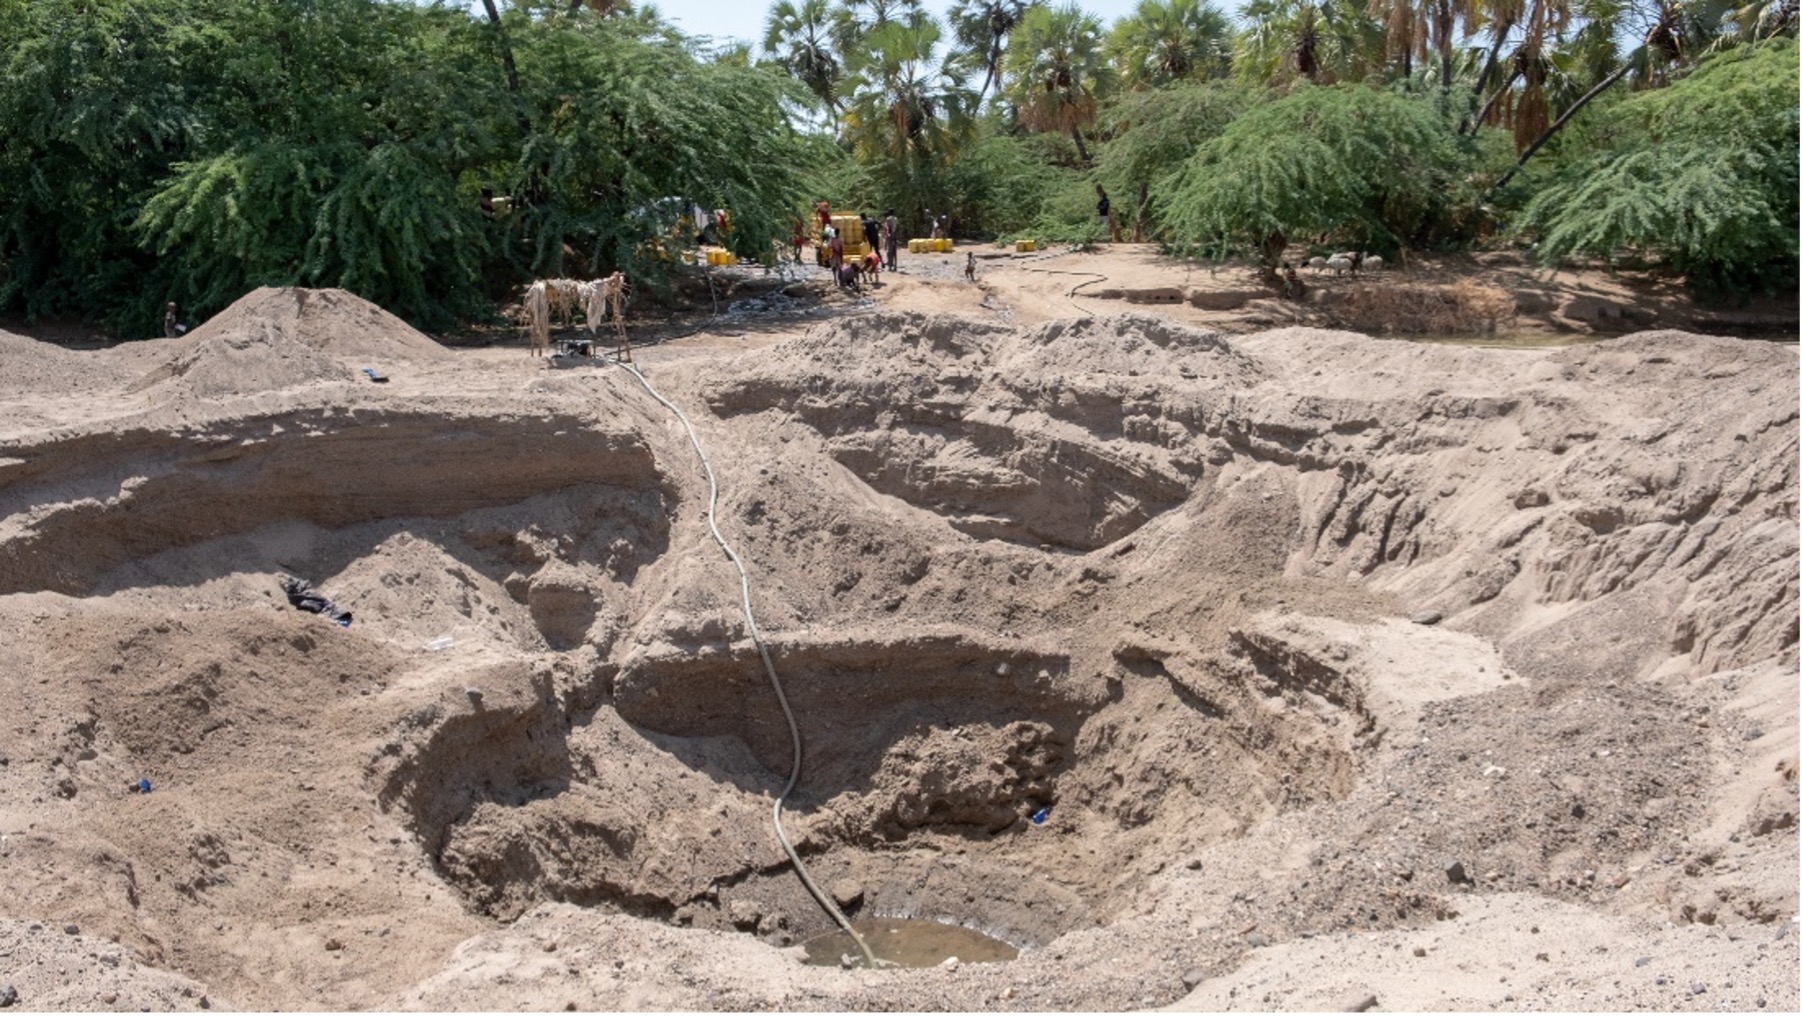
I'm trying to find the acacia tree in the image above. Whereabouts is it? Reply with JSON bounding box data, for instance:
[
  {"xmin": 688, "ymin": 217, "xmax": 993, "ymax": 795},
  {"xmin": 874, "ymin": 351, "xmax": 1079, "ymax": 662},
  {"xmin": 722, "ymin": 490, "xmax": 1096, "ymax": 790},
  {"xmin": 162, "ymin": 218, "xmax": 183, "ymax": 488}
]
[
  {"xmin": 1162, "ymin": 84, "xmax": 1466, "ymax": 273},
  {"xmin": 1107, "ymin": 0, "xmax": 1235, "ymax": 88},
  {"xmin": 1096, "ymin": 81, "xmax": 1251, "ymax": 238},
  {"xmin": 1004, "ymin": 2, "xmax": 1113, "ymax": 162},
  {"xmin": 1517, "ymin": 38, "xmax": 1797, "ymax": 294}
]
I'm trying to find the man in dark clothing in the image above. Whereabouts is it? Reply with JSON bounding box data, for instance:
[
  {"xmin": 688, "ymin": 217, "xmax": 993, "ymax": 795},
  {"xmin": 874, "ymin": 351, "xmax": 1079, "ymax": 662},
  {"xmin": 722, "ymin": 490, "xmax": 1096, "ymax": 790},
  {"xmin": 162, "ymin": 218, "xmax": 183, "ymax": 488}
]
[
  {"xmin": 883, "ymin": 209, "xmax": 900, "ymax": 271},
  {"xmin": 1095, "ymin": 185, "xmax": 1112, "ymax": 242}
]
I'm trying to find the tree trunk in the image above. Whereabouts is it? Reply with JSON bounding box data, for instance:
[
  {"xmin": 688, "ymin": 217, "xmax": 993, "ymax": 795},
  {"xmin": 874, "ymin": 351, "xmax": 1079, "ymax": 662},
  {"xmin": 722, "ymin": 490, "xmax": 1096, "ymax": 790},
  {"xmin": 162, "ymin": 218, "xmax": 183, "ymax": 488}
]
[
  {"xmin": 1461, "ymin": 20, "xmax": 1515, "ymax": 134},
  {"xmin": 1134, "ymin": 180, "xmax": 1149, "ymax": 242},
  {"xmin": 1487, "ymin": 61, "xmax": 1632, "ymax": 197},
  {"xmin": 1437, "ymin": 0, "xmax": 1453, "ymax": 94},
  {"xmin": 1260, "ymin": 230, "xmax": 1287, "ymax": 281},
  {"xmin": 1467, "ymin": 66, "xmax": 1522, "ymax": 136},
  {"xmin": 1069, "ymin": 122, "xmax": 1090, "ymax": 164},
  {"xmin": 1470, "ymin": 19, "xmax": 1513, "ymax": 99},
  {"xmin": 480, "ymin": 0, "xmax": 522, "ymax": 97}
]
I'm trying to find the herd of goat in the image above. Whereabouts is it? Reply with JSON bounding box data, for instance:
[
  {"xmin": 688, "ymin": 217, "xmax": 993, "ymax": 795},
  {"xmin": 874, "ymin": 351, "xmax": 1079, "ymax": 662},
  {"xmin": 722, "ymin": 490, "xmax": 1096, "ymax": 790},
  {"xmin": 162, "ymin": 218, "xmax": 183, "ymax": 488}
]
[
  {"xmin": 1307, "ymin": 251, "xmax": 1385, "ymax": 275},
  {"xmin": 516, "ymin": 249, "xmax": 1389, "ymax": 358}
]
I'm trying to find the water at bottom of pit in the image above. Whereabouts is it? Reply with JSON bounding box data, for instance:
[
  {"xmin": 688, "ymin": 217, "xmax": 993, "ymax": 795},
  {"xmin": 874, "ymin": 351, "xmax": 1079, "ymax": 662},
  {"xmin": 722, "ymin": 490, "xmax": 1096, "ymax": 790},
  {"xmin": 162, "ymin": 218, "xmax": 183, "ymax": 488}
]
[{"xmin": 800, "ymin": 918, "xmax": 1021, "ymax": 968}]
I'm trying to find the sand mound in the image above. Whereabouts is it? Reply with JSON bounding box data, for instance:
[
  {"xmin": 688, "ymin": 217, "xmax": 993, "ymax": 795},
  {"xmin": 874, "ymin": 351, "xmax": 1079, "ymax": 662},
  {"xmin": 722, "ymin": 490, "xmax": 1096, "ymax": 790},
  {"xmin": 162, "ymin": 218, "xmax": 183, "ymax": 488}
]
[
  {"xmin": 183, "ymin": 286, "xmax": 449, "ymax": 364},
  {"xmin": 0, "ymin": 329, "xmax": 135, "ymax": 398},
  {"xmin": 124, "ymin": 287, "xmax": 450, "ymax": 399},
  {"xmin": 127, "ymin": 326, "xmax": 355, "ymax": 399}
]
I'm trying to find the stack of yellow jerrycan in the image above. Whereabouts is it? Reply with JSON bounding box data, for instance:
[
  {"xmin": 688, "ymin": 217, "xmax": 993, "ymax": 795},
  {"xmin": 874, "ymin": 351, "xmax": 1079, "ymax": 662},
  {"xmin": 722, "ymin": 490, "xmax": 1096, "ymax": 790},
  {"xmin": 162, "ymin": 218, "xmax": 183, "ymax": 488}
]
[
  {"xmin": 1015, "ymin": 239, "xmax": 1036, "ymax": 252},
  {"xmin": 699, "ymin": 246, "xmax": 737, "ymax": 266},
  {"xmin": 907, "ymin": 238, "xmax": 955, "ymax": 254},
  {"xmin": 816, "ymin": 212, "xmax": 869, "ymax": 266}
]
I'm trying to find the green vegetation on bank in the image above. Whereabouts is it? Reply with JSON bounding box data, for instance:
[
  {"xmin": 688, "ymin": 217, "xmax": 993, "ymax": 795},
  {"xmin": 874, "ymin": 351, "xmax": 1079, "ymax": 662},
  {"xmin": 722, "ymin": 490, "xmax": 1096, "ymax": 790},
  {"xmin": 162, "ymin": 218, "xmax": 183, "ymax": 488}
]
[{"xmin": 0, "ymin": 0, "xmax": 1794, "ymax": 337}]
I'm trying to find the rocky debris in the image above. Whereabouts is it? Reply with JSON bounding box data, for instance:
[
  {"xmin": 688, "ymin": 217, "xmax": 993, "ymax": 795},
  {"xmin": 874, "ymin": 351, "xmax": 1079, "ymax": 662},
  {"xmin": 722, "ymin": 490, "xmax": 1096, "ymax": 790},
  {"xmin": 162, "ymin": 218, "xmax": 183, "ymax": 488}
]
[
  {"xmin": 829, "ymin": 879, "xmax": 864, "ymax": 910},
  {"xmin": 727, "ymin": 900, "xmax": 761, "ymax": 931}
]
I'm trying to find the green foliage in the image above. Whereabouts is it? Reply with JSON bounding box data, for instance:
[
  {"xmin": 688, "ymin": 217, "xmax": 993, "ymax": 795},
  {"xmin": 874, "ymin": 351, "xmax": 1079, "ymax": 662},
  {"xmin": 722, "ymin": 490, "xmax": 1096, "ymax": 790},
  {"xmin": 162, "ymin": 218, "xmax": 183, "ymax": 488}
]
[
  {"xmin": 0, "ymin": 0, "xmax": 817, "ymax": 335},
  {"xmin": 1161, "ymin": 83, "xmax": 1467, "ymax": 266},
  {"xmin": 1018, "ymin": 172, "xmax": 1108, "ymax": 245},
  {"xmin": 1518, "ymin": 39, "xmax": 1800, "ymax": 294},
  {"xmin": 507, "ymin": 14, "xmax": 813, "ymax": 284},
  {"xmin": 1106, "ymin": 0, "xmax": 1233, "ymax": 89},
  {"xmin": 840, "ymin": 15, "xmax": 975, "ymax": 233},
  {"xmin": 943, "ymin": 132, "xmax": 1075, "ymax": 235},
  {"xmin": 1095, "ymin": 80, "xmax": 1254, "ymax": 238},
  {"xmin": 1004, "ymin": 3, "xmax": 1114, "ymax": 160}
]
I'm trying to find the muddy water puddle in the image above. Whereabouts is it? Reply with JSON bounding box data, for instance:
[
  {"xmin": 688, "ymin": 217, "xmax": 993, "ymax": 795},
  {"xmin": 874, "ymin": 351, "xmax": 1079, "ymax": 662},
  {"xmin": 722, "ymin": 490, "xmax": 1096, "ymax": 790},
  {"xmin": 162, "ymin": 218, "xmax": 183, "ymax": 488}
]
[{"xmin": 800, "ymin": 918, "xmax": 1020, "ymax": 968}]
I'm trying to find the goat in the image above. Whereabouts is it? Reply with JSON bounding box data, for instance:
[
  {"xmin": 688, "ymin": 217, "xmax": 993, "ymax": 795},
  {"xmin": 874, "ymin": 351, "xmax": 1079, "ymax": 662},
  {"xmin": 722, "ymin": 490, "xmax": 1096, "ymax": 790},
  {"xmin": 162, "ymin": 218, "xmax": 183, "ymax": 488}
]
[
  {"xmin": 524, "ymin": 280, "xmax": 551, "ymax": 357},
  {"xmin": 1325, "ymin": 254, "xmax": 1355, "ymax": 276},
  {"xmin": 1362, "ymin": 254, "xmax": 1385, "ymax": 272},
  {"xmin": 1307, "ymin": 256, "xmax": 1330, "ymax": 272},
  {"xmin": 545, "ymin": 278, "xmax": 583, "ymax": 328},
  {"xmin": 587, "ymin": 271, "xmax": 631, "ymax": 362}
]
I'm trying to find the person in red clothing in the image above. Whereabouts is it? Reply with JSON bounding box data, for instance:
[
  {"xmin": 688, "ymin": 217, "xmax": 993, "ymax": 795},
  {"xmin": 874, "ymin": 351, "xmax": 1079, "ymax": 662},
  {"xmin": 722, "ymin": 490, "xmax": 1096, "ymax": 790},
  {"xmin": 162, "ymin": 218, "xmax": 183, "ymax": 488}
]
[
  {"xmin": 827, "ymin": 229, "xmax": 844, "ymax": 273},
  {"xmin": 815, "ymin": 199, "xmax": 831, "ymax": 231},
  {"xmin": 790, "ymin": 219, "xmax": 806, "ymax": 263}
]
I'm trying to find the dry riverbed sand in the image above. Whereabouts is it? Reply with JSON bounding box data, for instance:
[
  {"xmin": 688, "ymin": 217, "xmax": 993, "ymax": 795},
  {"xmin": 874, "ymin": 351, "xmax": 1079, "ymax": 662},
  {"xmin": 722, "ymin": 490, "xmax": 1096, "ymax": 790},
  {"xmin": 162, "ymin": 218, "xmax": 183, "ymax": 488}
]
[{"xmin": 0, "ymin": 251, "xmax": 1795, "ymax": 1012}]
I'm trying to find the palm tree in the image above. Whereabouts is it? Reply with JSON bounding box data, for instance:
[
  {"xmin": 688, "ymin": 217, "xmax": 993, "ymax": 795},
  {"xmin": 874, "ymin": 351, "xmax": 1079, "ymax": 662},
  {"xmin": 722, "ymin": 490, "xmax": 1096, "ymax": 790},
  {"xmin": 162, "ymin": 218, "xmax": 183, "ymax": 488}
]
[
  {"xmin": 948, "ymin": 0, "xmax": 1036, "ymax": 106},
  {"xmin": 1005, "ymin": 2, "xmax": 1113, "ymax": 161},
  {"xmin": 1108, "ymin": 0, "xmax": 1234, "ymax": 88},
  {"xmin": 832, "ymin": 0, "xmax": 930, "ymax": 54},
  {"xmin": 842, "ymin": 15, "xmax": 973, "ymax": 221},
  {"xmin": 764, "ymin": 0, "xmax": 845, "ymax": 119},
  {"xmin": 1235, "ymin": 0, "xmax": 1385, "ymax": 83}
]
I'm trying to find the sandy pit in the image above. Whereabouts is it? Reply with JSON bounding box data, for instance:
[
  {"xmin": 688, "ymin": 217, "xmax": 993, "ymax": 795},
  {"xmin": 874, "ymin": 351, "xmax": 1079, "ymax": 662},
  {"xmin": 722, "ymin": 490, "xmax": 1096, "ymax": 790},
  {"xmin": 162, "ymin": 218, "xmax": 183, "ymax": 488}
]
[{"xmin": 0, "ymin": 256, "xmax": 1796, "ymax": 1012}]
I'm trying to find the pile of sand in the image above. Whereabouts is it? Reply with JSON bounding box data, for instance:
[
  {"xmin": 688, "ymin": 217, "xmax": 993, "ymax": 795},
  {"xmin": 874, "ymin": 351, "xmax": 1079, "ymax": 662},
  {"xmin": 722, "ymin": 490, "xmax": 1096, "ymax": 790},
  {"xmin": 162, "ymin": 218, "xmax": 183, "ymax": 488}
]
[
  {"xmin": 126, "ymin": 326, "xmax": 355, "ymax": 399},
  {"xmin": 184, "ymin": 287, "xmax": 451, "ymax": 364},
  {"xmin": 124, "ymin": 287, "xmax": 451, "ymax": 400},
  {"xmin": 0, "ymin": 329, "xmax": 134, "ymax": 398}
]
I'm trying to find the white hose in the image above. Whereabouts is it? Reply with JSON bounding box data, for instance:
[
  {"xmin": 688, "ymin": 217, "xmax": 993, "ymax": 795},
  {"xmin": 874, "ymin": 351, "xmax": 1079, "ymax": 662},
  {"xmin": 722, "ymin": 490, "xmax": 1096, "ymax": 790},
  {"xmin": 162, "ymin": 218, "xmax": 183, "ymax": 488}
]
[{"xmin": 619, "ymin": 361, "xmax": 879, "ymax": 969}]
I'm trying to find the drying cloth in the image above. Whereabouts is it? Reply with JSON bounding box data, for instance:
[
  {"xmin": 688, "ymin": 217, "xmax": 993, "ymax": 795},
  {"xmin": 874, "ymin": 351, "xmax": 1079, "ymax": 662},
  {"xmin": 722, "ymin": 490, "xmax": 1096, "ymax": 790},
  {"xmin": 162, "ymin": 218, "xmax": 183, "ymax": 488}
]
[{"xmin": 281, "ymin": 575, "xmax": 352, "ymax": 627}]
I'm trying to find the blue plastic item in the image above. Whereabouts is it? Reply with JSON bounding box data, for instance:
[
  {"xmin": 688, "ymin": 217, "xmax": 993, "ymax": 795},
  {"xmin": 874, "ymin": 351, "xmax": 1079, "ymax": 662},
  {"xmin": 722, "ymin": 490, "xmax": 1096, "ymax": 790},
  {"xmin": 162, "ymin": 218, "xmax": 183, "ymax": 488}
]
[
  {"xmin": 1029, "ymin": 805, "xmax": 1051, "ymax": 825},
  {"xmin": 137, "ymin": 778, "xmax": 151, "ymax": 794}
]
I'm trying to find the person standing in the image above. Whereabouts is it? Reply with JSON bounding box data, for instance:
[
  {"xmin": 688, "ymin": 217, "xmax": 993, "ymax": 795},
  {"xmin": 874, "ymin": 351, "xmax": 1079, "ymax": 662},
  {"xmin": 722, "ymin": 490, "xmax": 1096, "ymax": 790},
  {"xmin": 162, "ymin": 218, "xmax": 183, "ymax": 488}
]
[
  {"xmin": 163, "ymin": 302, "xmax": 183, "ymax": 338},
  {"xmin": 1095, "ymin": 185, "xmax": 1113, "ymax": 243},
  {"xmin": 827, "ymin": 228, "xmax": 844, "ymax": 274},
  {"xmin": 815, "ymin": 198, "xmax": 831, "ymax": 232},
  {"xmin": 861, "ymin": 212, "xmax": 879, "ymax": 258},
  {"xmin": 883, "ymin": 209, "xmax": 899, "ymax": 271}
]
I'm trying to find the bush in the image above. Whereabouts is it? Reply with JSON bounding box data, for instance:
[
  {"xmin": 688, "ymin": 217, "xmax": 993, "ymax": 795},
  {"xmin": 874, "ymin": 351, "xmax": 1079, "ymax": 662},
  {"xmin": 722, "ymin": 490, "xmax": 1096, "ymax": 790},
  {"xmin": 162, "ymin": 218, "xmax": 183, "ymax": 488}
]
[
  {"xmin": 1160, "ymin": 83, "xmax": 1469, "ymax": 270},
  {"xmin": 1516, "ymin": 39, "xmax": 1799, "ymax": 296}
]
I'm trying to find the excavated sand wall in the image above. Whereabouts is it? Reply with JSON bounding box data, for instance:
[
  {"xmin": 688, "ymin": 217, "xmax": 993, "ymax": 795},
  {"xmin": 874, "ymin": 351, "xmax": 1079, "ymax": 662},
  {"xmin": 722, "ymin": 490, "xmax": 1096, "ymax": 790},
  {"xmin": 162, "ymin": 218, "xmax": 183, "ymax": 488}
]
[{"xmin": 0, "ymin": 294, "xmax": 1793, "ymax": 1009}]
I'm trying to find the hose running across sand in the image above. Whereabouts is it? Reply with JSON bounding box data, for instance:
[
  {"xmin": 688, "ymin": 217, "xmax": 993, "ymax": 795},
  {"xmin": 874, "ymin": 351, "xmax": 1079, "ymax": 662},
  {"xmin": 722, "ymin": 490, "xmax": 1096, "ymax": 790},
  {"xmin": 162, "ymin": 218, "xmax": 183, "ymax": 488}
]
[
  {"xmin": 619, "ymin": 360, "xmax": 880, "ymax": 969},
  {"xmin": 1010, "ymin": 247, "xmax": 1109, "ymax": 315}
]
